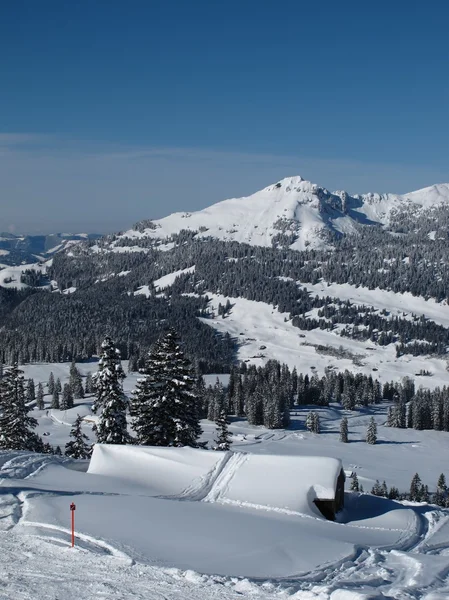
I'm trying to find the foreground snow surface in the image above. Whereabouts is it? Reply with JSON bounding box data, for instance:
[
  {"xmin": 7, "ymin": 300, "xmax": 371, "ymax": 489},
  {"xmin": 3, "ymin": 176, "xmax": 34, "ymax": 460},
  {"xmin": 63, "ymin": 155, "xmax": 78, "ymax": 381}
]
[
  {"xmin": 1, "ymin": 444, "xmax": 449, "ymax": 599},
  {"xmin": 4, "ymin": 360, "xmax": 449, "ymax": 597}
]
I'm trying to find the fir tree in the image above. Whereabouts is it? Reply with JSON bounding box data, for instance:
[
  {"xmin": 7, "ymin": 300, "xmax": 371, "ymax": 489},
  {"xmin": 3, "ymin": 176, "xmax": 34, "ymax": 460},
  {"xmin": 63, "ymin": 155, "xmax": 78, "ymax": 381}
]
[
  {"xmin": 350, "ymin": 473, "xmax": 360, "ymax": 492},
  {"xmin": 371, "ymin": 480, "xmax": 381, "ymax": 496},
  {"xmin": 0, "ymin": 364, "xmax": 40, "ymax": 450},
  {"xmin": 366, "ymin": 417, "xmax": 377, "ymax": 444},
  {"xmin": 410, "ymin": 473, "xmax": 422, "ymax": 501},
  {"xmin": 61, "ymin": 384, "xmax": 74, "ymax": 410},
  {"xmin": 55, "ymin": 377, "xmax": 62, "ymax": 393},
  {"xmin": 36, "ymin": 382, "xmax": 45, "ymax": 410},
  {"xmin": 339, "ymin": 417, "xmax": 349, "ymax": 442},
  {"xmin": 65, "ymin": 415, "xmax": 92, "ymax": 459},
  {"xmin": 380, "ymin": 481, "xmax": 388, "ymax": 497},
  {"xmin": 388, "ymin": 486, "xmax": 399, "ymax": 500},
  {"xmin": 214, "ymin": 409, "xmax": 232, "ymax": 451},
  {"xmin": 85, "ymin": 372, "xmax": 94, "ymax": 394},
  {"xmin": 130, "ymin": 329, "xmax": 201, "ymax": 447},
  {"xmin": 51, "ymin": 388, "xmax": 60, "ymax": 409},
  {"xmin": 420, "ymin": 484, "xmax": 430, "ymax": 503},
  {"xmin": 69, "ymin": 362, "xmax": 84, "ymax": 399},
  {"xmin": 26, "ymin": 378, "xmax": 35, "ymax": 402},
  {"xmin": 54, "ymin": 445, "xmax": 62, "ymax": 456},
  {"xmin": 437, "ymin": 473, "xmax": 447, "ymax": 492},
  {"xmin": 94, "ymin": 337, "xmax": 129, "ymax": 444},
  {"xmin": 48, "ymin": 372, "xmax": 55, "ymax": 395}
]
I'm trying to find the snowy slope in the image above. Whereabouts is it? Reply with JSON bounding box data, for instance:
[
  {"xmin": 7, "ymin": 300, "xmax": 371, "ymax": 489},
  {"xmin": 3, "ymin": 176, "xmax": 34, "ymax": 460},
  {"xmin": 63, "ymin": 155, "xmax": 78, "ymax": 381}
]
[
  {"xmin": 3, "ymin": 358, "xmax": 449, "ymax": 596},
  {"xmin": 115, "ymin": 177, "xmax": 449, "ymax": 251}
]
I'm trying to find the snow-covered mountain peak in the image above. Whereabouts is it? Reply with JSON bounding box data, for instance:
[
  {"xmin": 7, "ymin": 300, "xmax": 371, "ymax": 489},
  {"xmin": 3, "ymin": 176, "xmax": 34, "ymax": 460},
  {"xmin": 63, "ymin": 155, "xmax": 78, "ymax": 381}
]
[{"xmin": 114, "ymin": 177, "xmax": 449, "ymax": 253}]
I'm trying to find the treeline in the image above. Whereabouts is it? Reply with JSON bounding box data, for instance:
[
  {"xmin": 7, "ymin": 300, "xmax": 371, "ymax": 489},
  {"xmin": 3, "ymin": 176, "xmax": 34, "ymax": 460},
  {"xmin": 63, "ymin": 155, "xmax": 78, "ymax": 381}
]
[
  {"xmin": 199, "ymin": 363, "xmax": 386, "ymax": 429},
  {"xmin": 387, "ymin": 386, "xmax": 449, "ymax": 431},
  {"xmin": 351, "ymin": 472, "xmax": 449, "ymax": 508}
]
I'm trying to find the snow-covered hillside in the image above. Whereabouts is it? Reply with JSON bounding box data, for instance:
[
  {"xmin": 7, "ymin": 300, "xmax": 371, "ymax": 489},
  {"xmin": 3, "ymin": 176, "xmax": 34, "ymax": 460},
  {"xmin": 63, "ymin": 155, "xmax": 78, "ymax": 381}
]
[{"xmin": 115, "ymin": 177, "xmax": 449, "ymax": 251}]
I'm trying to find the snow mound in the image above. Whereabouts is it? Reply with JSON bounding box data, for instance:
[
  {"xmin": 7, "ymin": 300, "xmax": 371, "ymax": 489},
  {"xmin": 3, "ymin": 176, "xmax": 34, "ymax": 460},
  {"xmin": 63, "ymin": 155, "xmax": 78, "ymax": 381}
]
[
  {"xmin": 88, "ymin": 445, "xmax": 224, "ymax": 496},
  {"xmin": 215, "ymin": 453, "xmax": 342, "ymax": 517},
  {"xmin": 88, "ymin": 445, "xmax": 342, "ymax": 518}
]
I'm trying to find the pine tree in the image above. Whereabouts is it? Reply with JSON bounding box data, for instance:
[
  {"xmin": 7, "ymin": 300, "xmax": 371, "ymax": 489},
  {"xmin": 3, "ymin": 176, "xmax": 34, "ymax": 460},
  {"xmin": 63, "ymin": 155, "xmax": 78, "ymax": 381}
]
[
  {"xmin": 214, "ymin": 409, "xmax": 232, "ymax": 451},
  {"xmin": 371, "ymin": 480, "xmax": 381, "ymax": 496},
  {"xmin": 339, "ymin": 417, "xmax": 349, "ymax": 442},
  {"xmin": 61, "ymin": 384, "xmax": 74, "ymax": 410},
  {"xmin": 48, "ymin": 372, "xmax": 55, "ymax": 395},
  {"xmin": 0, "ymin": 364, "xmax": 40, "ymax": 450},
  {"xmin": 410, "ymin": 473, "xmax": 422, "ymax": 501},
  {"xmin": 366, "ymin": 417, "xmax": 377, "ymax": 444},
  {"xmin": 305, "ymin": 411, "xmax": 314, "ymax": 432},
  {"xmin": 350, "ymin": 473, "xmax": 360, "ymax": 491},
  {"xmin": 51, "ymin": 388, "xmax": 60, "ymax": 409},
  {"xmin": 85, "ymin": 372, "xmax": 94, "ymax": 394},
  {"xmin": 420, "ymin": 484, "xmax": 430, "ymax": 503},
  {"xmin": 69, "ymin": 362, "xmax": 84, "ymax": 399},
  {"xmin": 380, "ymin": 481, "xmax": 388, "ymax": 497},
  {"xmin": 312, "ymin": 412, "xmax": 321, "ymax": 433},
  {"xmin": 437, "ymin": 473, "xmax": 447, "ymax": 492},
  {"xmin": 388, "ymin": 486, "xmax": 399, "ymax": 500},
  {"xmin": 65, "ymin": 415, "xmax": 92, "ymax": 459},
  {"xmin": 36, "ymin": 382, "xmax": 45, "ymax": 410},
  {"xmin": 434, "ymin": 487, "xmax": 446, "ymax": 507},
  {"xmin": 93, "ymin": 337, "xmax": 129, "ymax": 444},
  {"xmin": 130, "ymin": 329, "xmax": 201, "ymax": 447},
  {"xmin": 26, "ymin": 378, "xmax": 35, "ymax": 402},
  {"xmin": 55, "ymin": 377, "xmax": 62, "ymax": 393}
]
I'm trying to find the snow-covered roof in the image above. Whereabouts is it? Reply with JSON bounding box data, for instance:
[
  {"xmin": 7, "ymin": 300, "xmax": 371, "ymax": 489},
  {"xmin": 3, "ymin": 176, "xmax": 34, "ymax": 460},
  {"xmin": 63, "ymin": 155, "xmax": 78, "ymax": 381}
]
[{"xmin": 88, "ymin": 445, "xmax": 343, "ymax": 518}]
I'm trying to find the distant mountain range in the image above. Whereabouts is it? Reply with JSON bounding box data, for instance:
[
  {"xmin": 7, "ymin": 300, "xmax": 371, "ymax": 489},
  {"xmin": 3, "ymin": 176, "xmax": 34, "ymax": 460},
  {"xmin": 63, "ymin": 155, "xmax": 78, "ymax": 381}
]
[
  {"xmin": 110, "ymin": 176, "xmax": 449, "ymax": 252},
  {"xmin": 0, "ymin": 232, "xmax": 102, "ymax": 266},
  {"xmin": 0, "ymin": 175, "xmax": 448, "ymax": 372}
]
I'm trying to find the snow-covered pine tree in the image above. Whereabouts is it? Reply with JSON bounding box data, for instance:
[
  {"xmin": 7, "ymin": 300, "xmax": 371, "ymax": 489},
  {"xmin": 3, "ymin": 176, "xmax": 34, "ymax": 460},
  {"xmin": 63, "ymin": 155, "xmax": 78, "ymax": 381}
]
[
  {"xmin": 371, "ymin": 480, "xmax": 381, "ymax": 496},
  {"xmin": 410, "ymin": 473, "xmax": 422, "ymax": 501},
  {"xmin": 380, "ymin": 481, "xmax": 388, "ymax": 497},
  {"xmin": 26, "ymin": 378, "xmax": 35, "ymax": 402},
  {"xmin": 0, "ymin": 364, "xmax": 40, "ymax": 451},
  {"xmin": 130, "ymin": 329, "xmax": 201, "ymax": 447},
  {"xmin": 51, "ymin": 388, "xmax": 60, "ymax": 409},
  {"xmin": 339, "ymin": 417, "xmax": 349, "ymax": 442},
  {"xmin": 65, "ymin": 415, "xmax": 92, "ymax": 459},
  {"xmin": 85, "ymin": 372, "xmax": 94, "ymax": 394},
  {"xmin": 366, "ymin": 417, "xmax": 377, "ymax": 444},
  {"xmin": 69, "ymin": 362, "xmax": 84, "ymax": 399},
  {"xmin": 61, "ymin": 384, "xmax": 74, "ymax": 410},
  {"xmin": 214, "ymin": 408, "xmax": 232, "ymax": 451},
  {"xmin": 48, "ymin": 372, "xmax": 55, "ymax": 395},
  {"xmin": 36, "ymin": 382, "xmax": 45, "ymax": 410},
  {"xmin": 434, "ymin": 487, "xmax": 445, "ymax": 507},
  {"xmin": 305, "ymin": 410, "xmax": 314, "ymax": 432},
  {"xmin": 55, "ymin": 377, "xmax": 62, "ymax": 393},
  {"xmin": 93, "ymin": 337, "xmax": 129, "ymax": 444},
  {"xmin": 437, "ymin": 473, "xmax": 447, "ymax": 492},
  {"xmin": 420, "ymin": 484, "xmax": 430, "ymax": 503},
  {"xmin": 312, "ymin": 412, "xmax": 321, "ymax": 433},
  {"xmin": 388, "ymin": 486, "xmax": 399, "ymax": 500},
  {"xmin": 350, "ymin": 473, "xmax": 359, "ymax": 491}
]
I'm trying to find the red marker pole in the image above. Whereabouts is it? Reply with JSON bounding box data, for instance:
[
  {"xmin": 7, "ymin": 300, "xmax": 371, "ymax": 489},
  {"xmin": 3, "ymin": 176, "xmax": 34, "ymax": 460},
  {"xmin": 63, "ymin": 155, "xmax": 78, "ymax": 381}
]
[{"xmin": 70, "ymin": 502, "xmax": 76, "ymax": 547}]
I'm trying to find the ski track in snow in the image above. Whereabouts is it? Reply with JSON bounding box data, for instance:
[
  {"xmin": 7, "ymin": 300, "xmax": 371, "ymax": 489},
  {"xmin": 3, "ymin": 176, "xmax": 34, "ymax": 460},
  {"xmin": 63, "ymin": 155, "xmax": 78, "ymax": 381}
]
[{"xmin": 2, "ymin": 452, "xmax": 449, "ymax": 598}]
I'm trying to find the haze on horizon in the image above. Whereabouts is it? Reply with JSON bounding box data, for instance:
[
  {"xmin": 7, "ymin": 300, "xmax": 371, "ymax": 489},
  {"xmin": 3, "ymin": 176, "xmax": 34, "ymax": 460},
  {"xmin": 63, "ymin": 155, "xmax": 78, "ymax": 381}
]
[{"xmin": 1, "ymin": 1, "xmax": 448, "ymax": 235}]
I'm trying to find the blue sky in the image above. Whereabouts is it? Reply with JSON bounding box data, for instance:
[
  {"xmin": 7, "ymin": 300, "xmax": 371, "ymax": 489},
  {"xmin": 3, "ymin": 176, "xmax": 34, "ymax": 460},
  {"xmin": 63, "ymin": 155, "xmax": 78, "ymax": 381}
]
[{"xmin": 1, "ymin": 0, "xmax": 448, "ymax": 233}]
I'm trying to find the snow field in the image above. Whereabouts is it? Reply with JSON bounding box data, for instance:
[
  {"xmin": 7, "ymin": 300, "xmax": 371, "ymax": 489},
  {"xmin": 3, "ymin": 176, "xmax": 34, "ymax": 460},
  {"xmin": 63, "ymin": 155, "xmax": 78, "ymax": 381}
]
[{"xmin": 198, "ymin": 293, "xmax": 449, "ymax": 388}]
